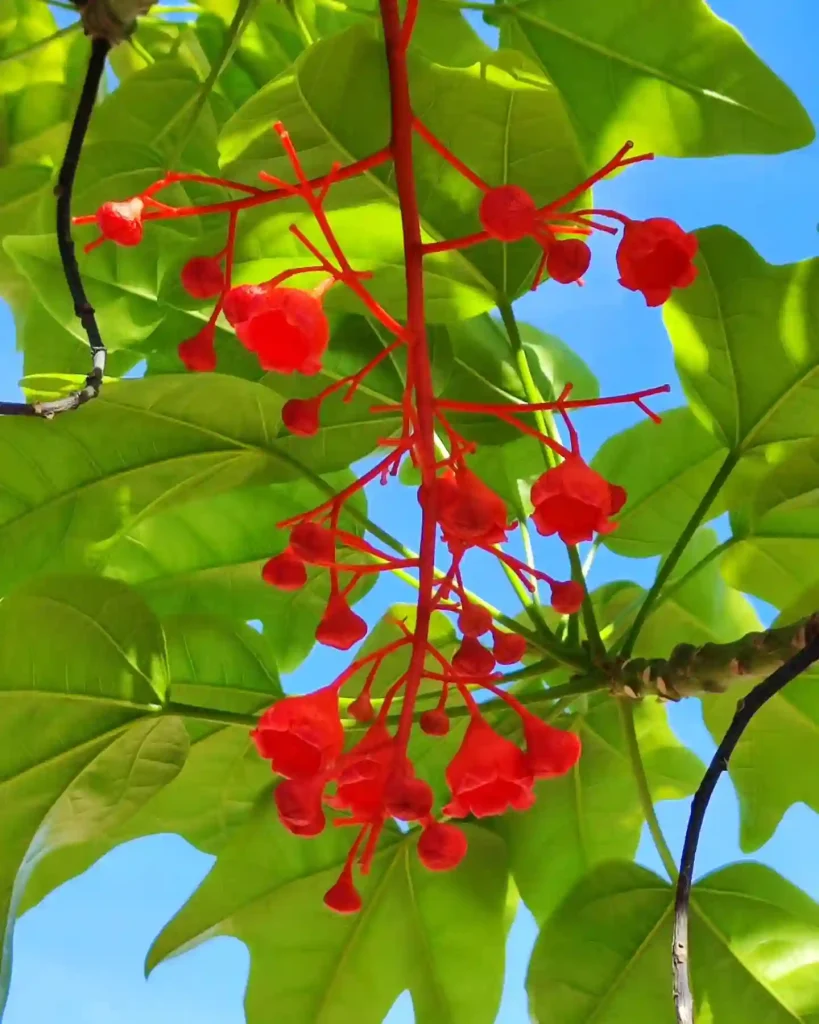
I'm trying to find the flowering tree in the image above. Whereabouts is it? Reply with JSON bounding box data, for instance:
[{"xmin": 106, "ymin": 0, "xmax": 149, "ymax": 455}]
[{"xmin": 0, "ymin": 0, "xmax": 818, "ymax": 1021}]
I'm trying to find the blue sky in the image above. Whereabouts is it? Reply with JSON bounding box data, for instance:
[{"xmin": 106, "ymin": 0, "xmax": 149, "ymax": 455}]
[{"xmin": 2, "ymin": 1, "xmax": 818, "ymax": 1021}]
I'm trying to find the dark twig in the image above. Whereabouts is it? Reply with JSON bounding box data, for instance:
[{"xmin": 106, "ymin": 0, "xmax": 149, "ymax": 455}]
[
  {"xmin": 671, "ymin": 624, "xmax": 819, "ymax": 1024},
  {"xmin": 0, "ymin": 37, "xmax": 109, "ymax": 419}
]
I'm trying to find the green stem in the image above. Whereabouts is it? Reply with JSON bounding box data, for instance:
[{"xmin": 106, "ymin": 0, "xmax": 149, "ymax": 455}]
[
  {"xmin": 618, "ymin": 701, "xmax": 678, "ymax": 881},
  {"xmin": 619, "ymin": 451, "xmax": 739, "ymax": 658}
]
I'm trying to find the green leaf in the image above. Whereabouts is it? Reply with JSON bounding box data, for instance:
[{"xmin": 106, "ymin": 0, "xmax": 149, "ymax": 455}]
[
  {"xmin": 0, "ymin": 374, "xmax": 380, "ymax": 597},
  {"xmin": 497, "ymin": 697, "xmax": 702, "ymax": 923},
  {"xmin": 0, "ymin": 164, "xmax": 51, "ymax": 303},
  {"xmin": 20, "ymin": 612, "xmax": 282, "ymax": 919},
  {"xmin": 702, "ymin": 657, "xmax": 819, "ymax": 852},
  {"xmin": 0, "ymin": 574, "xmax": 183, "ymax": 1013},
  {"xmin": 664, "ymin": 227, "xmax": 819, "ymax": 453},
  {"xmin": 148, "ymin": 809, "xmax": 510, "ymax": 1024},
  {"xmin": 528, "ymin": 861, "xmax": 819, "ymax": 1023},
  {"xmin": 500, "ymin": 0, "xmax": 815, "ymax": 164},
  {"xmin": 721, "ymin": 439, "xmax": 819, "ymax": 610},
  {"xmin": 104, "ymin": 474, "xmax": 374, "ymax": 673},
  {"xmin": 220, "ymin": 26, "xmax": 587, "ymax": 316}
]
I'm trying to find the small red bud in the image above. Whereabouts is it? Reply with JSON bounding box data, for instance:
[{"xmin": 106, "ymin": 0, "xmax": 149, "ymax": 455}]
[
  {"xmin": 347, "ymin": 692, "xmax": 375, "ymax": 723},
  {"xmin": 96, "ymin": 198, "xmax": 144, "ymax": 247},
  {"xmin": 289, "ymin": 522, "xmax": 336, "ymax": 566},
  {"xmin": 546, "ymin": 239, "xmax": 591, "ymax": 284},
  {"xmin": 417, "ymin": 822, "xmax": 468, "ymax": 872},
  {"xmin": 457, "ymin": 603, "xmax": 494, "ymax": 638},
  {"xmin": 177, "ymin": 327, "xmax": 216, "ymax": 373},
  {"xmin": 324, "ymin": 875, "xmax": 362, "ymax": 915},
  {"xmin": 316, "ymin": 595, "xmax": 368, "ymax": 651},
  {"xmin": 550, "ymin": 579, "xmax": 585, "ymax": 615},
  {"xmin": 479, "ymin": 185, "xmax": 537, "ymax": 242},
  {"xmin": 452, "ymin": 636, "xmax": 496, "ymax": 678},
  {"xmin": 282, "ymin": 397, "xmax": 321, "ymax": 437},
  {"xmin": 181, "ymin": 256, "xmax": 225, "ymax": 299},
  {"xmin": 420, "ymin": 709, "xmax": 450, "ymax": 736},
  {"xmin": 262, "ymin": 549, "xmax": 307, "ymax": 591},
  {"xmin": 491, "ymin": 629, "xmax": 528, "ymax": 665}
]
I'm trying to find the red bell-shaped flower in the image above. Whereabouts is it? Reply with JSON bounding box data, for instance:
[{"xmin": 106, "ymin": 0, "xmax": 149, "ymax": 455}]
[
  {"xmin": 262, "ymin": 549, "xmax": 308, "ymax": 591},
  {"xmin": 327, "ymin": 722, "xmax": 394, "ymax": 822},
  {"xmin": 181, "ymin": 256, "xmax": 225, "ymax": 299},
  {"xmin": 289, "ymin": 522, "xmax": 336, "ymax": 566},
  {"xmin": 251, "ymin": 684, "xmax": 343, "ymax": 779},
  {"xmin": 417, "ymin": 822, "xmax": 469, "ymax": 872},
  {"xmin": 452, "ymin": 636, "xmax": 496, "ymax": 678},
  {"xmin": 274, "ymin": 776, "xmax": 327, "ymax": 836},
  {"xmin": 521, "ymin": 714, "xmax": 581, "ymax": 779},
  {"xmin": 531, "ymin": 456, "xmax": 626, "ymax": 545},
  {"xmin": 236, "ymin": 287, "xmax": 329, "ymax": 375},
  {"xmin": 427, "ymin": 469, "xmax": 509, "ymax": 549},
  {"xmin": 443, "ymin": 716, "xmax": 534, "ymax": 819},
  {"xmin": 383, "ymin": 765, "xmax": 434, "ymax": 822},
  {"xmin": 616, "ymin": 217, "xmax": 698, "ymax": 307},
  {"xmin": 316, "ymin": 595, "xmax": 368, "ymax": 651},
  {"xmin": 546, "ymin": 238, "xmax": 591, "ymax": 284},
  {"xmin": 458, "ymin": 603, "xmax": 494, "ymax": 638}
]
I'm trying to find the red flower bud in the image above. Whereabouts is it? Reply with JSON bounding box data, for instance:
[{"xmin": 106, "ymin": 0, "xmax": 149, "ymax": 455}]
[
  {"xmin": 316, "ymin": 595, "xmax": 368, "ymax": 651},
  {"xmin": 223, "ymin": 283, "xmax": 271, "ymax": 327},
  {"xmin": 289, "ymin": 522, "xmax": 336, "ymax": 565},
  {"xmin": 531, "ymin": 455, "xmax": 626, "ymax": 545},
  {"xmin": 444, "ymin": 717, "xmax": 534, "ymax": 819},
  {"xmin": 417, "ymin": 822, "xmax": 468, "ymax": 872},
  {"xmin": 282, "ymin": 397, "xmax": 322, "ymax": 437},
  {"xmin": 324, "ymin": 874, "xmax": 362, "ymax": 915},
  {"xmin": 522, "ymin": 715, "xmax": 581, "ymax": 779},
  {"xmin": 177, "ymin": 327, "xmax": 217, "ymax": 373},
  {"xmin": 546, "ymin": 238, "xmax": 591, "ymax": 284},
  {"xmin": 236, "ymin": 288, "xmax": 329, "ymax": 375},
  {"xmin": 458, "ymin": 603, "xmax": 494, "ymax": 638},
  {"xmin": 452, "ymin": 636, "xmax": 496, "ymax": 678},
  {"xmin": 274, "ymin": 776, "xmax": 326, "ymax": 836},
  {"xmin": 479, "ymin": 185, "xmax": 537, "ymax": 242},
  {"xmin": 419, "ymin": 709, "xmax": 450, "ymax": 736},
  {"xmin": 348, "ymin": 692, "xmax": 375, "ymax": 723},
  {"xmin": 491, "ymin": 629, "xmax": 528, "ymax": 665},
  {"xmin": 251, "ymin": 685, "xmax": 343, "ymax": 779},
  {"xmin": 96, "ymin": 198, "xmax": 144, "ymax": 247},
  {"xmin": 549, "ymin": 579, "xmax": 585, "ymax": 615},
  {"xmin": 616, "ymin": 217, "xmax": 698, "ymax": 307},
  {"xmin": 262, "ymin": 549, "xmax": 307, "ymax": 591},
  {"xmin": 181, "ymin": 256, "xmax": 225, "ymax": 300}
]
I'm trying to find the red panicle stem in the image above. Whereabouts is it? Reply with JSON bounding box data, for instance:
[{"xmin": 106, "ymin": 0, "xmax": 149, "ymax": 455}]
[
  {"xmin": 433, "ymin": 384, "xmax": 671, "ymax": 416},
  {"xmin": 412, "ymin": 118, "xmax": 489, "ymax": 192}
]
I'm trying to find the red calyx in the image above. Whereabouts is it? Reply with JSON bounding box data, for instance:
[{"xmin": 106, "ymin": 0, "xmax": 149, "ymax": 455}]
[
  {"xmin": 521, "ymin": 714, "xmax": 581, "ymax": 779},
  {"xmin": 236, "ymin": 288, "xmax": 330, "ymax": 375},
  {"xmin": 531, "ymin": 455, "xmax": 627, "ymax": 545},
  {"xmin": 458, "ymin": 603, "xmax": 494, "ymax": 638},
  {"xmin": 479, "ymin": 185, "xmax": 537, "ymax": 242},
  {"xmin": 316, "ymin": 595, "xmax": 368, "ymax": 651},
  {"xmin": 274, "ymin": 776, "xmax": 326, "ymax": 836},
  {"xmin": 491, "ymin": 629, "xmax": 528, "ymax": 666},
  {"xmin": 417, "ymin": 822, "xmax": 469, "ymax": 872},
  {"xmin": 96, "ymin": 198, "xmax": 144, "ymax": 247},
  {"xmin": 282, "ymin": 397, "xmax": 322, "ymax": 437},
  {"xmin": 181, "ymin": 256, "xmax": 225, "ymax": 300},
  {"xmin": 420, "ymin": 709, "xmax": 450, "ymax": 736},
  {"xmin": 251, "ymin": 684, "xmax": 343, "ymax": 779},
  {"xmin": 289, "ymin": 522, "xmax": 336, "ymax": 565},
  {"xmin": 549, "ymin": 579, "xmax": 585, "ymax": 615},
  {"xmin": 546, "ymin": 239, "xmax": 592, "ymax": 284},
  {"xmin": 223, "ymin": 283, "xmax": 272, "ymax": 327},
  {"xmin": 616, "ymin": 217, "xmax": 698, "ymax": 307},
  {"xmin": 178, "ymin": 326, "xmax": 217, "ymax": 373},
  {"xmin": 428, "ymin": 469, "xmax": 509, "ymax": 549},
  {"xmin": 443, "ymin": 717, "xmax": 534, "ymax": 819},
  {"xmin": 262, "ymin": 549, "xmax": 307, "ymax": 591},
  {"xmin": 452, "ymin": 636, "xmax": 496, "ymax": 678}
]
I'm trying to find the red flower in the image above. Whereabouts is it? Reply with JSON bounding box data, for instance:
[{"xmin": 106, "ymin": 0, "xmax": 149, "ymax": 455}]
[
  {"xmin": 96, "ymin": 198, "xmax": 144, "ymax": 247},
  {"xmin": 452, "ymin": 636, "xmax": 496, "ymax": 677},
  {"xmin": 223, "ymin": 283, "xmax": 272, "ymax": 326},
  {"xmin": 289, "ymin": 522, "xmax": 336, "ymax": 565},
  {"xmin": 549, "ymin": 579, "xmax": 585, "ymax": 615},
  {"xmin": 479, "ymin": 185, "xmax": 537, "ymax": 242},
  {"xmin": 546, "ymin": 239, "xmax": 591, "ymax": 284},
  {"xmin": 521, "ymin": 715, "xmax": 581, "ymax": 779},
  {"xmin": 531, "ymin": 456, "xmax": 626, "ymax": 545},
  {"xmin": 262, "ymin": 549, "xmax": 307, "ymax": 591},
  {"xmin": 178, "ymin": 326, "xmax": 217, "ymax": 373},
  {"xmin": 417, "ymin": 822, "xmax": 469, "ymax": 871},
  {"xmin": 458, "ymin": 603, "xmax": 494, "ymax": 638},
  {"xmin": 316, "ymin": 595, "xmax": 368, "ymax": 651},
  {"xmin": 251, "ymin": 685, "xmax": 343, "ymax": 779},
  {"xmin": 282, "ymin": 397, "xmax": 321, "ymax": 437},
  {"xmin": 327, "ymin": 722, "xmax": 393, "ymax": 821},
  {"xmin": 443, "ymin": 717, "xmax": 534, "ymax": 819},
  {"xmin": 274, "ymin": 776, "xmax": 326, "ymax": 836},
  {"xmin": 427, "ymin": 469, "xmax": 509, "ymax": 549},
  {"xmin": 616, "ymin": 217, "xmax": 698, "ymax": 307},
  {"xmin": 419, "ymin": 709, "xmax": 450, "ymax": 736},
  {"xmin": 383, "ymin": 765, "xmax": 434, "ymax": 822},
  {"xmin": 181, "ymin": 256, "xmax": 225, "ymax": 299},
  {"xmin": 236, "ymin": 288, "xmax": 329, "ymax": 375},
  {"xmin": 491, "ymin": 629, "xmax": 528, "ymax": 666}
]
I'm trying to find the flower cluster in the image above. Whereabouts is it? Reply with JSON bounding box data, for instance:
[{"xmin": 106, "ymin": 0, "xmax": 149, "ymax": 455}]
[{"xmin": 75, "ymin": 0, "xmax": 697, "ymax": 913}]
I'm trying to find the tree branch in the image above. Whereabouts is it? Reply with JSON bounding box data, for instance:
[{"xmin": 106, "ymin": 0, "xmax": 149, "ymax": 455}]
[
  {"xmin": 0, "ymin": 37, "xmax": 109, "ymax": 419},
  {"xmin": 671, "ymin": 620, "xmax": 819, "ymax": 1024}
]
